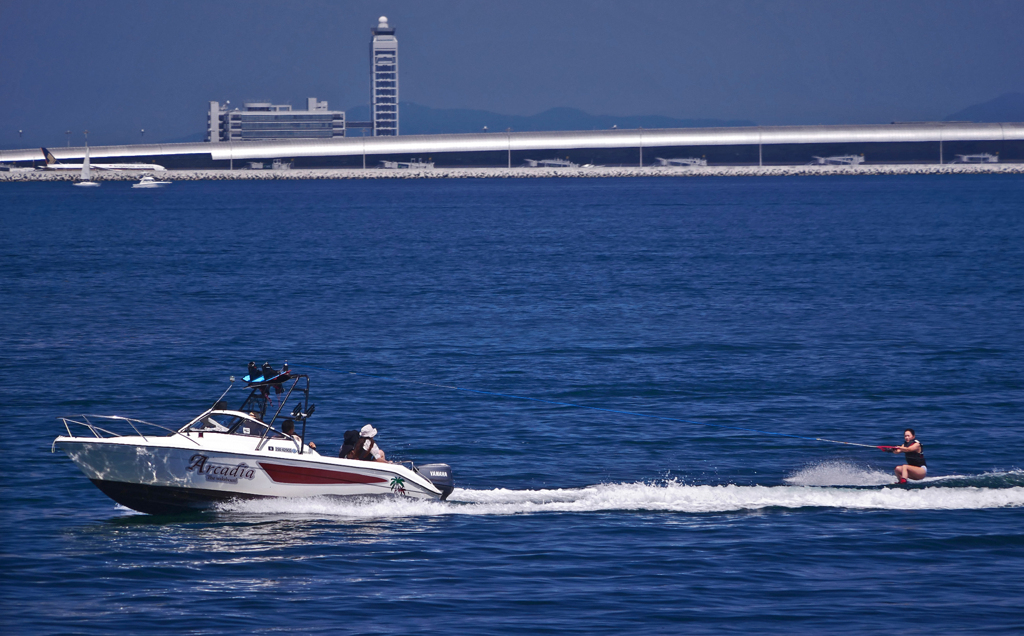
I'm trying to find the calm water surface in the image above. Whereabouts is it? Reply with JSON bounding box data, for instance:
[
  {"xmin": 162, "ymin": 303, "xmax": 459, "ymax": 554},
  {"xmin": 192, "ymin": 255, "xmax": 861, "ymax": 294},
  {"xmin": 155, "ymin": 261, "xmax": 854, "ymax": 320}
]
[{"xmin": 2, "ymin": 176, "xmax": 1023, "ymax": 634}]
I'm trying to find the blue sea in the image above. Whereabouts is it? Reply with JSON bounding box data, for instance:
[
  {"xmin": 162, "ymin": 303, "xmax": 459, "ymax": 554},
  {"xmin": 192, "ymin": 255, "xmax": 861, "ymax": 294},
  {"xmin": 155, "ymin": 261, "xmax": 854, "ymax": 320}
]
[{"xmin": 2, "ymin": 176, "xmax": 1023, "ymax": 634}]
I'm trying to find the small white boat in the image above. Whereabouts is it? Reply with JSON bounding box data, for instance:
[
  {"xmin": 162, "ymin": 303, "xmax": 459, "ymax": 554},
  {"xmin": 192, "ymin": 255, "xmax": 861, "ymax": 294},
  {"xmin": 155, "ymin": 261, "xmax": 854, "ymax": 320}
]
[
  {"xmin": 53, "ymin": 363, "xmax": 454, "ymax": 514},
  {"xmin": 132, "ymin": 175, "xmax": 172, "ymax": 188},
  {"xmin": 73, "ymin": 145, "xmax": 100, "ymax": 187}
]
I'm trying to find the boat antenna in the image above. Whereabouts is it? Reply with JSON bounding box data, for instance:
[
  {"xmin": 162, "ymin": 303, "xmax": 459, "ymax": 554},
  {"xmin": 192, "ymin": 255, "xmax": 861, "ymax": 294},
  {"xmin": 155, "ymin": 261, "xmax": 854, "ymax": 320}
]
[
  {"xmin": 212, "ymin": 377, "xmax": 235, "ymax": 409},
  {"xmin": 293, "ymin": 363, "xmax": 890, "ymax": 451}
]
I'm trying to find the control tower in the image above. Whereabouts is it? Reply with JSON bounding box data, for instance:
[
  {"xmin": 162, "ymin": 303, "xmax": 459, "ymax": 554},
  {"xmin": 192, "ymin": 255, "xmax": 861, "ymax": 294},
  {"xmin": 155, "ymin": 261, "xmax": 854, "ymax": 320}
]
[{"xmin": 370, "ymin": 16, "xmax": 398, "ymax": 136}]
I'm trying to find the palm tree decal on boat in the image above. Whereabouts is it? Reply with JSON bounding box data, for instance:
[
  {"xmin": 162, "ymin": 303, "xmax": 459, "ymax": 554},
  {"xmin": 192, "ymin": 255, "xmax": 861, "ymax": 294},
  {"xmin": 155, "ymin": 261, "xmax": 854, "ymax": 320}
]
[{"xmin": 390, "ymin": 476, "xmax": 407, "ymax": 495}]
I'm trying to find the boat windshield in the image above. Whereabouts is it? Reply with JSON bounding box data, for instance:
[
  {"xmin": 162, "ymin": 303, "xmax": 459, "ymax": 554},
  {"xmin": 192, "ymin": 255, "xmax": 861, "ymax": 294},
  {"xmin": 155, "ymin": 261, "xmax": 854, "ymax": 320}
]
[
  {"xmin": 188, "ymin": 410, "xmax": 234, "ymax": 433},
  {"xmin": 186, "ymin": 410, "xmax": 289, "ymax": 439},
  {"xmin": 229, "ymin": 419, "xmax": 277, "ymax": 438}
]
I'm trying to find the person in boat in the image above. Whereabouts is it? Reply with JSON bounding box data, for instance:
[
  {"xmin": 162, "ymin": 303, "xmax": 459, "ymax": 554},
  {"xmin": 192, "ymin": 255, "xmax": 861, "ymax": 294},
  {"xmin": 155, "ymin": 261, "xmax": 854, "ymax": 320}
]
[
  {"xmin": 281, "ymin": 418, "xmax": 315, "ymax": 450},
  {"xmin": 339, "ymin": 429, "xmax": 361, "ymax": 458},
  {"xmin": 347, "ymin": 424, "xmax": 387, "ymax": 463},
  {"xmin": 888, "ymin": 428, "xmax": 925, "ymax": 483}
]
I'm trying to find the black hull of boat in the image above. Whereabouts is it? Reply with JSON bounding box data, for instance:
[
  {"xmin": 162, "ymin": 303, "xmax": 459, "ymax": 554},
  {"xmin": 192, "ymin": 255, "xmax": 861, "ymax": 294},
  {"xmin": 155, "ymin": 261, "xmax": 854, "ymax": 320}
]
[{"xmin": 91, "ymin": 479, "xmax": 265, "ymax": 515}]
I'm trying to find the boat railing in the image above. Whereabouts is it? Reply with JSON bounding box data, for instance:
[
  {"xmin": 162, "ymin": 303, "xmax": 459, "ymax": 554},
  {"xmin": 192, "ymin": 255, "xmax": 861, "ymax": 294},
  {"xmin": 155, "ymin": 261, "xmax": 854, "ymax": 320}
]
[{"xmin": 57, "ymin": 414, "xmax": 201, "ymax": 446}]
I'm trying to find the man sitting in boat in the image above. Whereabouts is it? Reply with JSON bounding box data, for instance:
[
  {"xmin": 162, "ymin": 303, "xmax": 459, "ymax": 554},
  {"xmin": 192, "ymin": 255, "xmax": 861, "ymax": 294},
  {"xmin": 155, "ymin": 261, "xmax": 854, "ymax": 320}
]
[
  {"xmin": 347, "ymin": 424, "xmax": 387, "ymax": 463},
  {"xmin": 281, "ymin": 418, "xmax": 316, "ymax": 450}
]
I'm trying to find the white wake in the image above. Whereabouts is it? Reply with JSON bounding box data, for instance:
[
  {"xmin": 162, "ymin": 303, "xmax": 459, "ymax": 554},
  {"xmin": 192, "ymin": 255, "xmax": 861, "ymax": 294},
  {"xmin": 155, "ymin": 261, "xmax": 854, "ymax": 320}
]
[
  {"xmin": 784, "ymin": 460, "xmax": 894, "ymax": 487},
  {"xmin": 217, "ymin": 478, "xmax": 1024, "ymax": 518}
]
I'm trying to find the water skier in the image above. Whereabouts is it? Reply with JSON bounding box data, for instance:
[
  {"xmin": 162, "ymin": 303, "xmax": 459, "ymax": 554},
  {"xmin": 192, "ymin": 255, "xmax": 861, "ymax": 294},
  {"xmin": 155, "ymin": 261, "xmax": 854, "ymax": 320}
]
[{"xmin": 887, "ymin": 428, "xmax": 925, "ymax": 484}]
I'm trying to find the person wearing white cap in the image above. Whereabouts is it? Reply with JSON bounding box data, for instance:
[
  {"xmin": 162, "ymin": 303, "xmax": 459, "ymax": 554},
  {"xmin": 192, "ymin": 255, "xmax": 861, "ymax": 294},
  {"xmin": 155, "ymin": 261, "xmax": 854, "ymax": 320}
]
[{"xmin": 346, "ymin": 423, "xmax": 387, "ymax": 463}]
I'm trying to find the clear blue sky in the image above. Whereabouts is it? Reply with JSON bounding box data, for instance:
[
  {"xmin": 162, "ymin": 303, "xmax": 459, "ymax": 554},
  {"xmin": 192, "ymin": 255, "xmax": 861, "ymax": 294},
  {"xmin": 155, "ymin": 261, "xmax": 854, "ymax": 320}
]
[{"xmin": 1, "ymin": 0, "xmax": 1022, "ymax": 147}]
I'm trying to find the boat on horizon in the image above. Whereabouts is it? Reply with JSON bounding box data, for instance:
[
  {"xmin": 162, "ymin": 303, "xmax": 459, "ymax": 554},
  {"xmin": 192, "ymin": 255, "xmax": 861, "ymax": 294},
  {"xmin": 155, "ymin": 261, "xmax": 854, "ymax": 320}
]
[
  {"xmin": 52, "ymin": 363, "xmax": 455, "ymax": 515},
  {"xmin": 72, "ymin": 145, "xmax": 100, "ymax": 187},
  {"xmin": 132, "ymin": 175, "xmax": 172, "ymax": 188}
]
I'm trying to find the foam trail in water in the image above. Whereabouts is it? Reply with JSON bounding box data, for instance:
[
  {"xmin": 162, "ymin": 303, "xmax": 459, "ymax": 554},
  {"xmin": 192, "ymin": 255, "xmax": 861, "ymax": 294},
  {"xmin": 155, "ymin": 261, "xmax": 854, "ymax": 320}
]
[
  {"xmin": 784, "ymin": 461, "xmax": 893, "ymax": 487},
  {"xmin": 218, "ymin": 479, "xmax": 1024, "ymax": 518}
]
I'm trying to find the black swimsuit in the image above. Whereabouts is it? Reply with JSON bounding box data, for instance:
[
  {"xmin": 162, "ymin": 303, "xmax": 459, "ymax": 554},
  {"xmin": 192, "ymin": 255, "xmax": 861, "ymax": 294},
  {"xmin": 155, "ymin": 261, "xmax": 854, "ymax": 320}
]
[{"xmin": 904, "ymin": 439, "xmax": 925, "ymax": 467}]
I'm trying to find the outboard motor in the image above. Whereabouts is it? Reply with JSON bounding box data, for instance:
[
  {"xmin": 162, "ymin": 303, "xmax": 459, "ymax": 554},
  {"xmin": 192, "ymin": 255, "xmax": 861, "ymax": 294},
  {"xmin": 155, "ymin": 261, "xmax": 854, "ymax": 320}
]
[{"xmin": 415, "ymin": 464, "xmax": 454, "ymax": 500}]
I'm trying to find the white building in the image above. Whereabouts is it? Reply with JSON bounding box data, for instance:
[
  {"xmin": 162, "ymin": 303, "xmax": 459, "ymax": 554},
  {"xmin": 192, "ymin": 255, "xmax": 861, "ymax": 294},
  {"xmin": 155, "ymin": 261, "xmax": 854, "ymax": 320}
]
[
  {"xmin": 370, "ymin": 16, "xmax": 398, "ymax": 136},
  {"xmin": 207, "ymin": 98, "xmax": 346, "ymax": 142}
]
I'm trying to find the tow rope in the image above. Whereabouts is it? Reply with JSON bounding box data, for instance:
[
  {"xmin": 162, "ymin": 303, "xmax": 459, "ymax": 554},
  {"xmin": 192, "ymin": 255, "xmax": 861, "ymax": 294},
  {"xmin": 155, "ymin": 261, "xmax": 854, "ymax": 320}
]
[{"xmin": 293, "ymin": 364, "xmax": 892, "ymax": 451}]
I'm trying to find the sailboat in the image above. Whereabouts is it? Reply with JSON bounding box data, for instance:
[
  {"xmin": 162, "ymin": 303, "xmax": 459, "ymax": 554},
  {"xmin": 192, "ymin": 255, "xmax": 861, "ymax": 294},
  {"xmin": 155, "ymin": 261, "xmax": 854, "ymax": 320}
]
[{"xmin": 72, "ymin": 144, "xmax": 101, "ymax": 187}]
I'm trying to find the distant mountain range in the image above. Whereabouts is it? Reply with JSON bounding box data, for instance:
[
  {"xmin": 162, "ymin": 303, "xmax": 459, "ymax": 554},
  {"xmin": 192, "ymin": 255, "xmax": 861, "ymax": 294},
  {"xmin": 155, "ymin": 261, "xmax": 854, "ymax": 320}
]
[
  {"xmin": 345, "ymin": 103, "xmax": 755, "ymax": 135},
  {"xmin": 944, "ymin": 92, "xmax": 1024, "ymax": 123}
]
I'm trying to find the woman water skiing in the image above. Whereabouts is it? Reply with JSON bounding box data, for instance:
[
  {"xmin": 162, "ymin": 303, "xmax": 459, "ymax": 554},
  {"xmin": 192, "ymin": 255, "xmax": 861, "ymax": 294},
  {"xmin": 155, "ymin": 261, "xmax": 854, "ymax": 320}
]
[{"xmin": 888, "ymin": 428, "xmax": 926, "ymax": 484}]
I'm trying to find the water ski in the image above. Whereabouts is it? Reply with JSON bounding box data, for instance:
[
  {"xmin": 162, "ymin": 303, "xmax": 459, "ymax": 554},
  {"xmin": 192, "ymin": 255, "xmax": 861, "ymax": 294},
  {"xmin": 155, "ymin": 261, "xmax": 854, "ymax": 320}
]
[
  {"xmin": 243, "ymin": 372, "xmax": 291, "ymax": 385},
  {"xmin": 243, "ymin": 361, "xmax": 290, "ymax": 386}
]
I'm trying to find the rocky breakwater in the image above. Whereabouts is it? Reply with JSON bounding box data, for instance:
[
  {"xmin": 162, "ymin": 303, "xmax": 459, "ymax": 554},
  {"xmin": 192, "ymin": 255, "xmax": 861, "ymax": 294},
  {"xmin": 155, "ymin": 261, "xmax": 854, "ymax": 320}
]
[{"xmin": 3, "ymin": 163, "xmax": 1022, "ymax": 183}]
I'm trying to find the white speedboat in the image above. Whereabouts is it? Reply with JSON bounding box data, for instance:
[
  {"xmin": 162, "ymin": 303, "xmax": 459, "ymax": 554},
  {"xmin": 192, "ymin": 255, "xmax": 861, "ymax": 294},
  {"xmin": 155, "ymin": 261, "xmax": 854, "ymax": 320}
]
[
  {"xmin": 132, "ymin": 175, "xmax": 172, "ymax": 188},
  {"xmin": 53, "ymin": 363, "xmax": 454, "ymax": 514}
]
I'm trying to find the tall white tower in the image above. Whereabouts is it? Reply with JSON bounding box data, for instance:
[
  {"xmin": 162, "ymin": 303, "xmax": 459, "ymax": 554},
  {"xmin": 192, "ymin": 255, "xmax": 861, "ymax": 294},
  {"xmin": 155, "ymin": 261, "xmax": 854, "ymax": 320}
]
[{"xmin": 370, "ymin": 16, "xmax": 398, "ymax": 136}]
